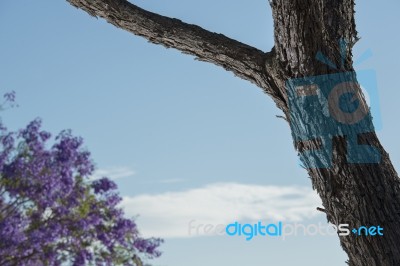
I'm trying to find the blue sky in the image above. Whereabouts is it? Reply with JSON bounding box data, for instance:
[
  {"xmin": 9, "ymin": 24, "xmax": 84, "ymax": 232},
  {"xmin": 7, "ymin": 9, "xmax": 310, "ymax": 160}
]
[{"xmin": 1, "ymin": 1, "xmax": 400, "ymax": 265}]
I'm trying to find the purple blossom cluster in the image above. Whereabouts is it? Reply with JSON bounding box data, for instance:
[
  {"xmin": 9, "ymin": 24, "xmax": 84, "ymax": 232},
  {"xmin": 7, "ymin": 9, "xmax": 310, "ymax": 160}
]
[
  {"xmin": 0, "ymin": 94, "xmax": 162, "ymax": 265},
  {"xmin": 1, "ymin": 91, "xmax": 17, "ymax": 109}
]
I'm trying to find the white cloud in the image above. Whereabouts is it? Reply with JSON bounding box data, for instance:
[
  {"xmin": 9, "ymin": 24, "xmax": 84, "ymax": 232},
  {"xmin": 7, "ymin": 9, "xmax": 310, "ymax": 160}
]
[
  {"xmin": 92, "ymin": 167, "xmax": 135, "ymax": 180},
  {"xmin": 120, "ymin": 183, "xmax": 322, "ymax": 238}
]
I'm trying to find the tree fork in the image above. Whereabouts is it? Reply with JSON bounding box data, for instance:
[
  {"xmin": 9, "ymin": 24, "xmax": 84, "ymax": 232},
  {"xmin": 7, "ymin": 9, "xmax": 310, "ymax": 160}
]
[{"xmin": 66, "ymin": 0, "xmax": 400, "ymax": 264}]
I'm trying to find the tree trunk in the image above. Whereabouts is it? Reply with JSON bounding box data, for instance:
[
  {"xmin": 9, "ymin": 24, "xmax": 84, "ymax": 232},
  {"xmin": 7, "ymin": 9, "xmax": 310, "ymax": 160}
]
[
  {"xmin": 66, "ymin": 0, "xmax": 400, "ymax": 264},
  {"xmin": 268, "ymin": 1, "xmax": 400, "ymax": 265}
]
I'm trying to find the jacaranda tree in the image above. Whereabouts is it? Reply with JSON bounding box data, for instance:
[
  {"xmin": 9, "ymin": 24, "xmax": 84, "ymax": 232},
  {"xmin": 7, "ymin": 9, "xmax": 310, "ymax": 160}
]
[{"xmin": 0, "ymin": 92, "xmax": 162, "ymax": 266}]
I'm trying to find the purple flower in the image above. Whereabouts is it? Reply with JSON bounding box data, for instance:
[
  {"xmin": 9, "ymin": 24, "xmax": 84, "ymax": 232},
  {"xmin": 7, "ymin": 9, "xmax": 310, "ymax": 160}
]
[
  {"xmin": 0, "ymin": 119, "xmax": 162, "ymax": 265},
  {"xmin": 92, "ymin": 177, "xmax": 117, "ymax": 194},
  {"xmin": 3, "ymin": 91, "xmax": 16, "ymax": 102},
  {"xmin": 133, "ymin": 237, "xmax": 164, "ymax": 258}
]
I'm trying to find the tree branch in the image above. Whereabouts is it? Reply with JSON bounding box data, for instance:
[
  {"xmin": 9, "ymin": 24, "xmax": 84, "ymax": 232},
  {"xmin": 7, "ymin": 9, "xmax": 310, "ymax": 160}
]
[{"xmin": 66, "ymin": 0, "xmax": 278, "ymax": 93}]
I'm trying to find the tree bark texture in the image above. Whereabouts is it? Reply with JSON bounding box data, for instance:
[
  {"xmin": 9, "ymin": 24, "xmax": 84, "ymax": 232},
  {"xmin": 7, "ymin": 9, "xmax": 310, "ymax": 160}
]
[{"xmin": 66, "ymin": 0, "xmax": 400, "ymax": 265}]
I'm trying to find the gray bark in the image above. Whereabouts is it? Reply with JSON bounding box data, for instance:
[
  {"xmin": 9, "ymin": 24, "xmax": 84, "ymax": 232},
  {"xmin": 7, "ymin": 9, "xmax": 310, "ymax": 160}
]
[{"xmin": 66, "ymin": 0, "xmax": 400, "ymax": 265}]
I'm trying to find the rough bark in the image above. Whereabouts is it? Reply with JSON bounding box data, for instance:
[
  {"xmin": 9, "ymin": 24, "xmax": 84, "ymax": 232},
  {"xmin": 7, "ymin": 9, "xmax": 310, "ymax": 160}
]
[
  {"xmin": 66, "ymin": 0, "xmax": 400, "ymax": 265},
  {"xmin": 271, "ymin": 1, "xmax": 400, "ymax": 265}
]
